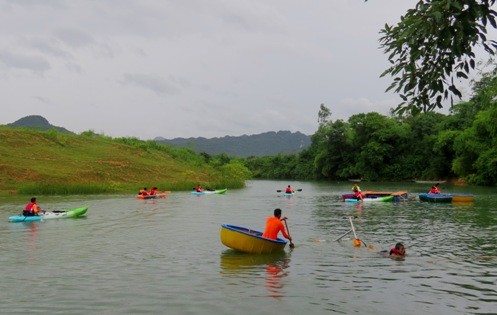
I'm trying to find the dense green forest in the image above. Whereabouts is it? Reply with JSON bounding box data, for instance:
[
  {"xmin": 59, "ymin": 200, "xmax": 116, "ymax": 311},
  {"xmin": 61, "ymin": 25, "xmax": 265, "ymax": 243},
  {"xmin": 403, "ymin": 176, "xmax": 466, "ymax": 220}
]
[{"xmin": 243, "ymin": 65, "xmax": 497, "ymax": 186}]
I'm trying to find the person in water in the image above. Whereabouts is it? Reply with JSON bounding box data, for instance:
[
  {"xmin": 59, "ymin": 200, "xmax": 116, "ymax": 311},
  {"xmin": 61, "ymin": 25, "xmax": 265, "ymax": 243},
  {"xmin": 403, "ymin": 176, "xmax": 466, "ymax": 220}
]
[
  {"xmin": 150, "ymin": 187, "xmax": 158, "ymax": 195},
  {"xmin": 285, "ymin": 185, "xmax": 294, "ymax": 194},
  {"xmin": 262, "ymin": 208, "xmax": 292, "ymax": 242},
  {"xmin": 139, "ymin": 187, "xmax": 149, "ymax": 196},
  {"xmin": 389, "ymin": 242, "xmax": 406, "ymax": 257},
  {"xmin": 23, "ymin": 197, "xmax": 41, "ymax": 216},
  {"xmin": 195, "ymin": 185, "xmax": 203, "ymax": 192}
]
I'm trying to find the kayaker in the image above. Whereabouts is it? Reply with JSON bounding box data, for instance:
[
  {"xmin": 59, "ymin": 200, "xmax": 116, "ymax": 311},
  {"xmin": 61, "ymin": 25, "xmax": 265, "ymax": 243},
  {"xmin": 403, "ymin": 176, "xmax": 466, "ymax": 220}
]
[
  {"xmin": 352, "ymin": 183, "xmax": 361, "ymax": 192},
  {"xmin": 262, "ymin": 208, "xmax": 292, "ymax": 242},
  {"xmin": 352, "ymin": 186, "xmax": 363, "ymax": 200},
  {"xmin": 139, "ymin": 187, "xmax": 149, "ymax": 196},
  {"xmin": 429, "ymin": 183, "xmax": 441, "ymax": 194},
  {"xmin": 285, "ymin": 185, "xmax": 294, "ymax": 194},
  {"xmin": 389, "ymin": 242, "xmax": 406, "ymax": 257},
  {"xmin": 23, "ymin": 197, "xmax": 41, "ymax": 216},
  {"xmin": 195, "ymin": 185, "xmax": 203, "ymax": 192},
  {"xmin": 150, "ymin": 187, "xmax": 158, "ymax": 195}
]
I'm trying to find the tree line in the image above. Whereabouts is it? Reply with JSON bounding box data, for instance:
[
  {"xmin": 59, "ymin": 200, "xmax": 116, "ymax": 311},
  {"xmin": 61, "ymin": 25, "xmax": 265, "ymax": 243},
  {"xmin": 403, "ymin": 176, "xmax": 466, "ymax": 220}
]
[{"xmin": 242, "ymin": 65, "xmax": 497, "ymax": 186}]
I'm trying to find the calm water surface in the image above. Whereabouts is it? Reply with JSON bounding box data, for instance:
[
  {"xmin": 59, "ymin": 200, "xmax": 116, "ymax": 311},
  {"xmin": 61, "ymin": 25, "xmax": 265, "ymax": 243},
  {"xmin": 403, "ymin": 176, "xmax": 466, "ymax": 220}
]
[{"xmin": 1, "ymin": 180, "xmax": 496, "ymax": 314}]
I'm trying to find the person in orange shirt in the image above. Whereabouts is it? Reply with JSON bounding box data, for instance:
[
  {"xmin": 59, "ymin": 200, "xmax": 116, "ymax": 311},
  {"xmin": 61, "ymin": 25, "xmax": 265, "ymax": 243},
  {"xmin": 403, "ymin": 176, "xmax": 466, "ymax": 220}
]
[
  {"xmin": 150, "ymin": 187, "xmax": 158, "ymax": 195},
  {"xmin": 139, "ymin": 187, "xmax": 149, "ymax": 196},
  {"xmin": 23, "ymin": 197, "xmax": 41, "ymax": 216},
  {"xmin": 262, "ymin": 208, "xmax": 292, "ymax": 242}
]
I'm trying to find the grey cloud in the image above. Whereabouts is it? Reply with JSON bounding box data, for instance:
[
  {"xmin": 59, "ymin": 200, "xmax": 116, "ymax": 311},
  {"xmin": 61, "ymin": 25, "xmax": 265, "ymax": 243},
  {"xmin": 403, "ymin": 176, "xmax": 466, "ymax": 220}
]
[
  {"xmin": 121, "ymin": 73, "xmax": 180, "ymax": 96},
  {"xmin": 53, "ymin": 28, "xmax": 95, "ymax": 48},
  {"xmin": 22, "ymin": 36, "xmax": 72, "ymax": 59},
  {"xmin": 0, "ymin": 51, "xmax": 50, "ymax": 74}
]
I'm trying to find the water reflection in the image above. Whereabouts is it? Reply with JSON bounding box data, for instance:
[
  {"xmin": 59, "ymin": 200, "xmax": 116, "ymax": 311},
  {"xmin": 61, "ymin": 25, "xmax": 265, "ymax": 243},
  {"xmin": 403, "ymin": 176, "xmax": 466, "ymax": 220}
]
[{"xmin": 220, "ymin": 250, "xmax": 291, "ymax": 299}]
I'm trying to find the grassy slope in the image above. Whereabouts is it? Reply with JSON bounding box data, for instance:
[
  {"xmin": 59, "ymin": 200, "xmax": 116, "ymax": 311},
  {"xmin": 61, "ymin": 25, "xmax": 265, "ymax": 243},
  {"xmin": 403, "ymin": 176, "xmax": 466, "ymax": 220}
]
[{"xmin": 0, "ymin": 127, "xmax": 243, "ymax": 195}]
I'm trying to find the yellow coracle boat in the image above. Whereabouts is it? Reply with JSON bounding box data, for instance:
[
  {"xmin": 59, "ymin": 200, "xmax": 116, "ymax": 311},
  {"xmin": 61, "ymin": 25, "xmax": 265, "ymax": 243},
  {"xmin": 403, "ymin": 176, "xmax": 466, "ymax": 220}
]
[{"xmin": 220, "ymin": 224, "xmax": 287, "ymax": 254}]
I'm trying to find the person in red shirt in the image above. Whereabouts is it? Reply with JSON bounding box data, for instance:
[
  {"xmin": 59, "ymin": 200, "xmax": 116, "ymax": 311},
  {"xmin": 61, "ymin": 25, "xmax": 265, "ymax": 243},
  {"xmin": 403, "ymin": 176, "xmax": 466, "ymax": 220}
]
[
  {"xmin": 352, "ymin": 186, "xmax": 363, "ymax": 200},
  {"xmin": 285, "ymin": 185, "xmax": 294, "ymax": 194},
  {"xmin": 139, "ymin": 187, "xmax": 149, "ymax": 196},
  {"xmin": 23, "ymin": 197, "xmax": 41, "ymax": 216},
  {"xmin": 262, "ymin": 208, "xmax": 292, "ymax": 242},
  {"xmin": 429, "ymin": 183, "xmax": 441, "ymax": 194},
  {"xmin": 150, "ymin": 187, "xmax": 158, "ymax": 195}
]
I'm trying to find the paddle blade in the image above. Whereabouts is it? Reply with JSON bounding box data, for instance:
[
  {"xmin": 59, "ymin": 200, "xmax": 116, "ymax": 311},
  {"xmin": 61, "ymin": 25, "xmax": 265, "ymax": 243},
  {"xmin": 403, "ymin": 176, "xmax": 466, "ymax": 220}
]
[
  {"xmin": 353, "ymin": 238, "xmax": 362, "ymax": 247},
  {"xmin": 276, "ymin": 190, "xmax": 282, "ymax": 192}
]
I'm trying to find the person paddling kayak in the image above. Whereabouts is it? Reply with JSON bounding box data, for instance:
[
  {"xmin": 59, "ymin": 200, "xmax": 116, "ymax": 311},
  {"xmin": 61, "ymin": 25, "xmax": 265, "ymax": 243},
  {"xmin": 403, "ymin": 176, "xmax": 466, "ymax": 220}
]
[
  {"xmin": 23, "ymin": 197, "xmax": 42, "ymax": 216},
  {"xmin": 285, "ymin": 185, "xmax": 294, "ymax": 194}
]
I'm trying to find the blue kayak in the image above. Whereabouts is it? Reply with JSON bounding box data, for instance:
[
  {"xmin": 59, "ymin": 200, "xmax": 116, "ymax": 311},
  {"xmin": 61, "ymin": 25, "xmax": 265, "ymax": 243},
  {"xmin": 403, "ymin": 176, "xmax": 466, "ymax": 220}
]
[{"xmin": 9, "ymin": 206, "xmax": 88, "ymax": 223}]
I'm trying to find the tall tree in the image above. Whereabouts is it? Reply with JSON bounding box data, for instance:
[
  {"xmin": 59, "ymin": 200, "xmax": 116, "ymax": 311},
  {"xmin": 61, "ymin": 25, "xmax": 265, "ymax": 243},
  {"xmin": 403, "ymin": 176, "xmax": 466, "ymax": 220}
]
[{"xmin": 378, "ymin": 0, "xmax": 497, "ymax": 115}]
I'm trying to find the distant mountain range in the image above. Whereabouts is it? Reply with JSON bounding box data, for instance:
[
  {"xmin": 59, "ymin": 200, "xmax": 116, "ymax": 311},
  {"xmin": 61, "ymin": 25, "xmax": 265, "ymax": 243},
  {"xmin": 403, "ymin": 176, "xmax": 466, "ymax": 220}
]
[
  {"xmin": 6, "ymin": 115, "xmax": 72, "ymax": 133},
  {"xmin": 4, "ymin": 115, "xmax": 312, "ymax": 157},
  {"xmin": 154, "ymin": 131, "xmax": 312, "ymax": 157}
]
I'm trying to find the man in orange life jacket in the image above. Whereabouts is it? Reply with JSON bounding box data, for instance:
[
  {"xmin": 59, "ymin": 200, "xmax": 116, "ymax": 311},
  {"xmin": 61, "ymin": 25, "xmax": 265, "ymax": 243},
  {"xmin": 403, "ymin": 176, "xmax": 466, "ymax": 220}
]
[
  {"xmin": 23, "ymin": 197, "xmax": 41, "ymax": 216},
  {"xmin": 262, "ymin": 208, "xmax": 292, "ymax": 242},
  {"xmin": 139, "ymin": 187, "xmax": 149, "ymax": 196},
  {"xmin": 150, "ymin": 187, "xmax": 158, "ymax": 195}
]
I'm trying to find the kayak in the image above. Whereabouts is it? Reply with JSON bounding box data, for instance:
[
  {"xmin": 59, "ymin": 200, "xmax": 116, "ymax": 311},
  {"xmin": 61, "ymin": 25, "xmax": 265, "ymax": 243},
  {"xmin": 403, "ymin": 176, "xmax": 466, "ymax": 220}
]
[
  {"xmin": 9, "ymin": 206, "xmax": 88, "ymax": 223},
  {"xmin": 137, "ymin": 192, "xmax": 168, "ymax": 199},
  {"xmin": 418, "ymin": 193, "xmax": 453, "ymax": 203},
  {"xmin": 342, "ymin": 191, "xmax": 408, "ymax": 202},
  {"xmin": 451, "ymin": 194, "xmax": 475, "ymax": 202},
  {"xmin": 220, "ymin": 224, "xmax": 287, "ymax": 254},
  {"xmin": 345, "ymin": 196, "xmax": 394, "ymax": 203},
  {"xmin": 192, "ymin": 188, "xmax": 227, "ymax": 195},
  {"xmin": 419, "ymin": 193, "xmax": 475, "ymax": 203}
]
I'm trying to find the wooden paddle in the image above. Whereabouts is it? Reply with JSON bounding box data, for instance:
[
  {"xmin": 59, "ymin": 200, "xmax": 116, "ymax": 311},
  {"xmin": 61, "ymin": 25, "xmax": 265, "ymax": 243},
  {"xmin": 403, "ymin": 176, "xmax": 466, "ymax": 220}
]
[
  {"xmin": 276, "ymin": 189, "xmax": 303, "ymax": 192},
  {"xmin": 348, "ymin": 216, "xmax": 362, "ymax": 247},
  {"xmin": 283, "ymin": 219, "xmax": 295, "ymax": 249},
  {"xmin": 335, "ymin": 229, "xmax": 353, "ymax": 242}
]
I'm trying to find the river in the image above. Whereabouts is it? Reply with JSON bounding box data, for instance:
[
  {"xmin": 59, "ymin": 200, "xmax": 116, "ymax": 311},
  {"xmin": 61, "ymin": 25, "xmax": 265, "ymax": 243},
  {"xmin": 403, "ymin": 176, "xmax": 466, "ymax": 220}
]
[{"xmin": 1, "ymin": 180, "xmax": 496, "ymax": 314}]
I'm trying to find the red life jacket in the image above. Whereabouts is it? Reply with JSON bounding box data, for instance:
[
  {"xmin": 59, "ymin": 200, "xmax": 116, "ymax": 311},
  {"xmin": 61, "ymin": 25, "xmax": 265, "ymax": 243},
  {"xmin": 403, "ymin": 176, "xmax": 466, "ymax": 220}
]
[
  {"xmin": 25, "ymin": 202, "xmax": 35, "ymax": 211},
  {"xmin": 390, "ymin": 247, "xmax": 402, "ymax": 255}
]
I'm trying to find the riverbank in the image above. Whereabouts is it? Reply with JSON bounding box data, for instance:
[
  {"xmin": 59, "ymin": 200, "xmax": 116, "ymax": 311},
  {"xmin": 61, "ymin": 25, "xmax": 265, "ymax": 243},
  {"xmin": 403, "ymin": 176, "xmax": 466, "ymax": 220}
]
[{"xmin": 0, "ymin": 127, "xmax": 249, "ymax": 195}]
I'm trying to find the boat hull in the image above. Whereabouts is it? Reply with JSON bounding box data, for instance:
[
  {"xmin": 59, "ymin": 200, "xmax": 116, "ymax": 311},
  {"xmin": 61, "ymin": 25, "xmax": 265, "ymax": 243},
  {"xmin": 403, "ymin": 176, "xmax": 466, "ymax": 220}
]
[
  {"xmin": 137, "ymin": 192, "xmax": 167, "ymax": 199},
  {"xmin": 9, "ymin": 206, "xmax": 88, "ymax": 222},
  {"xmin": 418, "ymin": 193, "xmax": 452, "ymax": 203},
  {"xmin": 451, "ymin": 194, "xmax": 475, "ymax": 202},
  {"xmin": 345, "ymin": 195, "xmax": 394, "ymax": 203},
  {"xmin": 220, "ymin": 224, "xmax": 287, "ymax": 254},
  {"xmin": 342, "ymin": 191, "xmax": 407, "ymax": 202},
  {"xmin": 419, "ymin": 193, "xmax": 475, "ymax": 203},
  {"xmin": 192, "ymin": 188, "xmax": 227, "ymax": 195}
]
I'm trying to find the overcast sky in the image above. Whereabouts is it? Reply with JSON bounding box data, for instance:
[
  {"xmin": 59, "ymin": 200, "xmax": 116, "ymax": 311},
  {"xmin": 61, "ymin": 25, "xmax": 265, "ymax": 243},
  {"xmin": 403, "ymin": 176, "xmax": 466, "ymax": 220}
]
[{"xmin": 0, "ymin": 1, "xmax": 483, "ymax": 139}]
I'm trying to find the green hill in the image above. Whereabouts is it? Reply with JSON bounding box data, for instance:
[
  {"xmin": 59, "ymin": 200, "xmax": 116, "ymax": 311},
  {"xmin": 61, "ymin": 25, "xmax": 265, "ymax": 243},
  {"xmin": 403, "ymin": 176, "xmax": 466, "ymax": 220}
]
[
  {"xmin": 0, "ymin": 127, "xmax": 249, "ymax": 195},
  {"xmin": 7, "ymin": 115, "xmax": 72, "ymax": 133},
  {"xmin": 155, "ymin": 131, "xmax": 311, "ymax": 157}
]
